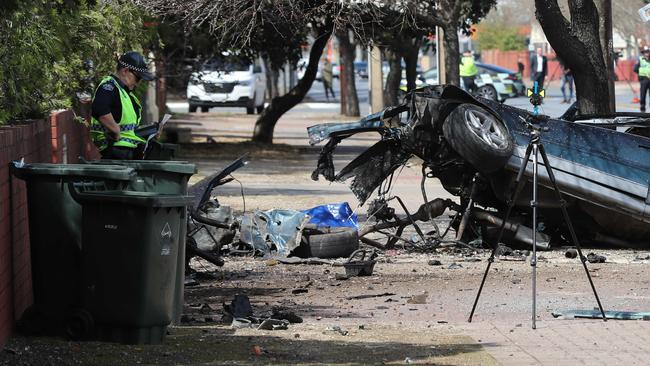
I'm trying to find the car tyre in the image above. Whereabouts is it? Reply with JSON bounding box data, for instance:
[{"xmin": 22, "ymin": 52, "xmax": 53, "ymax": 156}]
[
  {"xmin": 200, "ymin": 106, "xmax": 209, "ymax": 113},
  {"xmin": 293, "ymin": 225, "xmax": 359, "ymax": 259},
  {"xmin": 189, "ymin": 103, "xmax": 198, "ymax": 113},
  {"xmin": 443, "ymin": 103, "xmax": 514, "ymax": 174},
  {"xmin": 476, "ymin": 85, "xmax": 498, "ymax": 101}
]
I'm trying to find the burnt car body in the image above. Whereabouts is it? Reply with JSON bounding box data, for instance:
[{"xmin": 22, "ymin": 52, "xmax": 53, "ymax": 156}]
[{"xmin": 308, "ymin": 85, "xmax": 650, "ymax": 249}]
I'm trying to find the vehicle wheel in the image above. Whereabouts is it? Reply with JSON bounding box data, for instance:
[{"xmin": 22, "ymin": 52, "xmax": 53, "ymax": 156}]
[
  {"xmin": 443, "ymin": 103, "xmax": 514, "ymax": 174},
  {"xmin": 200, "ymin": 106, "xmax": 210, "ymax": 113},
  {"xmin": 189, "ymin": 104, "xmax": 198, "ymax": 113},
  {"xmin": 293, "ymin": 225, "xmax": 359, "ymax": 259},
  {"xmin": 64, "ymin": 308, "xmax": 94, "ymax": 341},
  {"xmin": 476, "ymin": 85, "xmax": 498, "ymax": 101}
]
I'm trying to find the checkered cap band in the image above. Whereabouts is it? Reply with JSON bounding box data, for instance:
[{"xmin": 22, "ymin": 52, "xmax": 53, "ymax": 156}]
[{"xmin": 119, "ymin": 60, "xmax": 148, "ymax": 73}]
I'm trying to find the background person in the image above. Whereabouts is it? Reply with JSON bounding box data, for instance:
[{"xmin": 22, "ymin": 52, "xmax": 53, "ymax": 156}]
[
  {"xmin": 560, "ymin": 60, "xmax": 574, "ymax": 103},
  {"xmin": 634, "ymin": 47, "xmax": 650, "ymax": 113},
  {"xmin": 90, "ymin": 51, "xmax": 154, "ymax": 159},
  {"xmin": 459, "ymin": 50, "xmax": 478, "ymax": 93},
  {"xmin": 530, "ymin": 47, "xmax": 547, "ymax": 90},
  {"xmin": 321, "ymin": 59, "xmax": 335, "ymax": 101}
]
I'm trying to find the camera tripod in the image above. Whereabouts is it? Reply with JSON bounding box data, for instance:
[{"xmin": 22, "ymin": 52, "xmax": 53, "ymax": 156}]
[{"xmin": 467, "ymin": 114, "xmax": 607, "ymax": 329}]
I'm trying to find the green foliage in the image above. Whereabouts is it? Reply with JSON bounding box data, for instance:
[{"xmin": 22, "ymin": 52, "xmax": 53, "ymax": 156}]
[
  {"xmin": 476, "ymin": 22, "xmax": 527, "ymax": 51},
  {"xmin": 0, "ymin": 0, "xmax": 152, "ymax": 123}
]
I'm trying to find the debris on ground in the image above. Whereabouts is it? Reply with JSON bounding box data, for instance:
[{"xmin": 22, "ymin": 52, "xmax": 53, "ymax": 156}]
[
  {"xmin": 335, "ymin": 249, "xmax": 378, "ymax": 277},
  {"xmin": 552, "ymin": 309, "xmax": 650, "ymax": 320},
  {"xmin": 427, "ymin": 259, "xmax": 442, "ymax": 266},
  {"xmin": 326, "ymin": 325, "xmax": 349, "ymax": 336},
  {"xmin": 587, "ymin": 253, "xmax": 607, "ymax": 263},
  {"xmin": 565, "ymin": 249, "xmax": 578, "ymax": 259},
  {"xmin": 447, "ymin": 263, "xmax": 463, "ymax": 269},
  {"xmin": 221, "ymin": 294, "xmax": 300, "ymax": 331},
  {"xmin": 407, "ymin": 292, "xmax": 429, "ymax": 304},
  {"xmin": 345, "ymin": 292, "xmax": 396, "ymax": 300}
]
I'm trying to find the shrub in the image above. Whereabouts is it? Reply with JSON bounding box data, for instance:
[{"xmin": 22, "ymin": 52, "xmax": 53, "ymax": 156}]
[{"xmin": 0, "ymin": 0, "xmax": 153, "ymax": 123}]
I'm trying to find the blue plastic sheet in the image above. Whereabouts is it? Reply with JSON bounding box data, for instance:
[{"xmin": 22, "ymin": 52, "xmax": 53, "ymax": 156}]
[{"xmin": 303, "ymin": 202, "xmax": 358, "ymax": 229}]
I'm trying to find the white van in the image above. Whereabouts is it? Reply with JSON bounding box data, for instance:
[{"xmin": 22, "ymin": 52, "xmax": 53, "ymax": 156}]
[{"xmin": 186, "ymin": 58, "xmax": 266, "ymax": 114}]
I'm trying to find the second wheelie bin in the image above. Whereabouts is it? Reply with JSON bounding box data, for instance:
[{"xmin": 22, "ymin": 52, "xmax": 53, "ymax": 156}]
[
  {"xmin": 87, "ymin": 160, "xmax": 197, "ymax": 324},
  {"xmin": 70, "ymin": 189, "xmax": 193, "ymax": 344}
]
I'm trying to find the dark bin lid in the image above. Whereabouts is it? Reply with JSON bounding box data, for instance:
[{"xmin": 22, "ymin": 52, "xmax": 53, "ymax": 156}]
[
  {"xmin": 92, "ymin": 160, "xmax": 197, "ymax": 175},
  {"xmin": 72, "ymin": 190, "xmax": 194, "ymax": 208},
  {"xmin": 10, "ymin": 163, "xmax": 136, "ymax": 181}
]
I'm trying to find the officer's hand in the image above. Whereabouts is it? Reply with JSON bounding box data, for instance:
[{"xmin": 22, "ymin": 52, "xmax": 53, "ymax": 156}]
[{"xmin": 107, "ymin": 125, "xmax": 121, "ymax": 141}]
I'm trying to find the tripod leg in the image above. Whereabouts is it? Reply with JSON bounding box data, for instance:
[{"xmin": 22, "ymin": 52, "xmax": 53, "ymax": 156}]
[
  {"xmin": 537, "ymin": 144, "xmax": 607, "ymax": 322},
  {"xmin": 531, "ymin": 144, "xmax": 539, "ymax": 329},
  {"xmin": 468, "ymin": 144, "xmax": 533, "ymax": 322}
]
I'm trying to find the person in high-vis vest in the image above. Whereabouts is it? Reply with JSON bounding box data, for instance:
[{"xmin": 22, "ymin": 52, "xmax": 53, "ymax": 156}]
[
  {"xmin": 91, "ymin": 51, "xmax": 154, "ymax": 159},
  {"xmin": 459, "ymin": 50, "xmax": 478, "ymax": 94},
  {"xmin": 634, "ymin": 47, "xmax": 650, "ymax": 113}
]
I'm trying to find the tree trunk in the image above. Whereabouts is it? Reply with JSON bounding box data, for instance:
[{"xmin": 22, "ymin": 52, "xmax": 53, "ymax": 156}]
[
  {"xmin": 403, "ymin": 38, "xmax": 420, "ymax": 91},
  {"xmin": 337, "ymin": 31, "xmax": 360, "ymax": 116},
  {"xmin": 442, "ymin": 24, "xmax": 460, "ymax": 86},
  {"xmin": 599, "ymin": 0, "xmax": 615, "ymax": 112},
  {"xmin": 252, "ymin": 30, "xmax": 331, "ymax": 143},
  {"xmin": 535, "ymin": 0, "xmax": 613, "ymax": 115},
  {"xmin": 383, "ymin": 49, "xmax": 401, "ymax": 106}
]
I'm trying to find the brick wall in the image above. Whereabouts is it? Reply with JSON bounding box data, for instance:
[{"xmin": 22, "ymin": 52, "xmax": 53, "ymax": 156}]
[
  {"xmin": 50, "ymin": 108, "xmax": 100, "ymax": 164},
  {"xmin": 0, "ymin": 109, "xmax": 98, "ymax": 349}
]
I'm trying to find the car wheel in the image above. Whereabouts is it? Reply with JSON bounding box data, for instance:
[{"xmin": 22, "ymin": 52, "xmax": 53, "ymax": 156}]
[
  {"xmin": 246, "ymin": 107, "xmax": 255, "ymax": 114},
  {"xmin": 189, "ymin": 104, "xmax": 198, "ymax": 113},
  {"xmin": 476, "ymin": 85, "xmax": 498, "ymax": 101},
  {"xmin": 293, "ymin": 225, "xmax": 359, "ymax": 259},
  {"xmin": 200, "ymin": 106, "xmax": 209, "ymax": 113},
  {"xmin": 443, "ymin": 103, "xmax": 514, "ymax": 174}
]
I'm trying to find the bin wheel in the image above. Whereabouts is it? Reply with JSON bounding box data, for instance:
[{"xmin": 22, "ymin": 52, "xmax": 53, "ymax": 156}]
[
  {"xmin": 65, "ymin": 308, "xmax": 95, "ymax": 341},
  {"xmin": 17, "ymin": 305, "xmax": 50, "ymax": 336}
]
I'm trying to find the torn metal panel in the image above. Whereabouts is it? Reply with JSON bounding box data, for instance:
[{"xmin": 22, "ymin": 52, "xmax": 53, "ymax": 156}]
[
  {"xmin": 239, "ymin": 209, "xmax": 308, "ymax": 257},
  {"xmin": 334, "ymin": 140, "xmax": 411, "ymax": 205}
]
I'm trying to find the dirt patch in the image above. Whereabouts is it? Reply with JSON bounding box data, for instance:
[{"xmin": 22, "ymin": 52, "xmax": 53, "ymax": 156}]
[{"xmin": 1, "ymin": 325, "xmax": 495, "ymax": 365}]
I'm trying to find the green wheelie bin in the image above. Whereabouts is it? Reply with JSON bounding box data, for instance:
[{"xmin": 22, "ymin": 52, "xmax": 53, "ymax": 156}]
[
  {"xmin": 70, "ymin": 189, "xmax": 193, "ymax": 344},
  {"xmin": 9, "ymin": 163, "xmax": 136, "ymax": 336},
  {"xmin": 88, "ymin": 160, "xmax": 197, "ymax": 325}
]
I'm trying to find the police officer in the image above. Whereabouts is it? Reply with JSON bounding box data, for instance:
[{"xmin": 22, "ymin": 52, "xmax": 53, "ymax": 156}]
[
  {"xmin": 634, "ymin": 47, "xmax": 650, "ymax": 113},
  {"xmin": 91, "ymin": 51, "xmax": 154, "ymax": 159},
  {"xmin": 460, "ymin": 50, "xmax": 478, "ymax": 93}
]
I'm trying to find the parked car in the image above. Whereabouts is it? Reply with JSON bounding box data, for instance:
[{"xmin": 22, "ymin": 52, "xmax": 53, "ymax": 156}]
[
  {"xmin": 354, "ymin": 61, "xmax": 368, "ymax": 78},
  {"xmin": 307, "ymin": 85, "xmax": 650, "ymax": 249},
  {"xmin": 476, "ymin": 62, "xmax": 526, "ymax": 96},
  {"xmin": 186, "ymin": 57, "xmax": 266, "ymax": 114},
  {"xmin": 415, "ymin": 65, "xmax": 517, "ymax": 102}
]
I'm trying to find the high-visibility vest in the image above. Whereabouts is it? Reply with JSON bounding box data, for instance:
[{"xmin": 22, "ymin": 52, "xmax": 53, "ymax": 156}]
[
  {"xmin": 460, "ymin": 56, "xmax": 478, "ymax": 77},
  {"xmin": 90, "ymin": 76, "xmax": 145, "ymax": 151},
  {"xmin": 640, "ymin": 57, "xmax": 650, "ymax": 78}
]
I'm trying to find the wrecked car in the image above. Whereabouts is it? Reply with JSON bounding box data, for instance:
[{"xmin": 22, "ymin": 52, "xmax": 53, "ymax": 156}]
[{"xmin": 308, "ymin": 85, "xmax": 650, "ymax": 249}]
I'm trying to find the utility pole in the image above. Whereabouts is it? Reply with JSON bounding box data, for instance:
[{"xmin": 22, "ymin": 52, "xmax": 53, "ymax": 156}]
[
  {"xmin": 437, "ymin": 27, "xmax": 446, "ymax": 84},
  {"xmin": 601, "ymin": 0, "xmax": 615, "ymax": 112},
  {"xmin": 368, "ymin": 45, "xmax": 383, "ymax": 113}
]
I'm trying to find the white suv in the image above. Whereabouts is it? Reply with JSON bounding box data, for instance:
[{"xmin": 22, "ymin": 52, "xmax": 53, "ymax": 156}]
[{"xmin": 186, "ymin": 58, "xmax": 266, "ymax": 114}]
